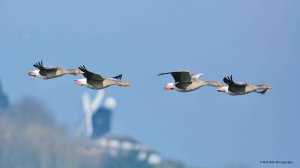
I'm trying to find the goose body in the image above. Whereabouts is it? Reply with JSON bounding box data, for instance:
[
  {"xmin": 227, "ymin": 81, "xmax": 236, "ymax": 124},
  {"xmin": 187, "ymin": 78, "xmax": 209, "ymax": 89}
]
[
  {"xmin": 74, "ymin": 65, "xmax": 131, "ymax": 90},
  {"xmin": 28, "ymin": 61, "xmax": 83, "ymax": 80},
  {"xmin": 158, "ymin": 71, "xmax": 223, "ymax": 92},
  {"xmin": 217, "ymin": 75, "xmax": 272, "ymax": 95}
]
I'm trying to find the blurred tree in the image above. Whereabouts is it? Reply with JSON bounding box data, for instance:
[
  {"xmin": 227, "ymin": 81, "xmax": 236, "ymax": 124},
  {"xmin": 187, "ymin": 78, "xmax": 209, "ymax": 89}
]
[
  {"xmin": 0, "ymin": 80, "xmax": 9, "ymax": 110},
  {"xmin": 6, "ymin": 97, "xmax": 54, "ymax": 126}
]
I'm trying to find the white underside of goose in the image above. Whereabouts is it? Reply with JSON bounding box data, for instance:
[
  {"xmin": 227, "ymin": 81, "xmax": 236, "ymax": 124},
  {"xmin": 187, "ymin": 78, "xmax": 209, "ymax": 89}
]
[
  {"xmin": 164, "ymin": 82, "xmax": 187, "ymax": 91},
  {"xmin": 217, "ymin": 86, "xmax": 237, "ymax": 96},
  {"xmin": 164, "ymin": 82, "xmax": 204, "ymax": 92}
]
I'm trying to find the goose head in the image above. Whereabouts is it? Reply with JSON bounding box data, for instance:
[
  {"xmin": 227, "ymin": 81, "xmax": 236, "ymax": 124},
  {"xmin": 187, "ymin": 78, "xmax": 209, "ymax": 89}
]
[
  {"xmin": 120, "ymin": 81, "xmax": 132, "ymax": 87},
  {"xmin": 27, "ymin": 70, "xmax": 39, "ymax": 77},
  {"xmin": 164, "ymin": 83, "xmax": 175, "ymax": 90},
  {"xmin": 74, "ymin": 78, "xmax": 87, "ymax": 86},
  {"xmin": 217, "ymin": 86, "xmax": 229, "ymax": 93}
]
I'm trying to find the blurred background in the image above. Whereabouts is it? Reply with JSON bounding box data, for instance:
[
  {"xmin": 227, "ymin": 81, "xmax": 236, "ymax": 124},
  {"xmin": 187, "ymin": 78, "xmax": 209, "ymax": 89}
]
[{"xmin": 0, "ymin": 0, "xmax": 300, "ymax": 168}]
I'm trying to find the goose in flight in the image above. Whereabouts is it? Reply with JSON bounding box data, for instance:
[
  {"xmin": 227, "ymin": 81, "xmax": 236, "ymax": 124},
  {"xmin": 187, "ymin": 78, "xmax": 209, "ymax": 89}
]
[
  {"xmin": 158, "ymin": 71, "xmax": 223, "ymax": 92},
  {"xmin": 74, "ymin": 65, "xmax": 131, "ymax": 90},
  {"xmin": 217, "ymin": 75, "xmax": 272, "ymax": 95},
  {"xmin": 27, "ymin": 61, "xmax": 84, "ymax": 80}
]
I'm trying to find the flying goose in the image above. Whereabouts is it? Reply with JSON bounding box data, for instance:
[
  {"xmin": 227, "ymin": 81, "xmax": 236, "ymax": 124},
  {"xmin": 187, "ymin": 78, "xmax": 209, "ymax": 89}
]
[
  {"xmin": 217, "ymin": 75, "xmax": 272, "ymax": 95},
  {"xmin": 158, "ymin": 71, "xmax": 223, "ymax": 92},
  {"xmin": 27, "ymin": 61, "xmax": 84, "ymax": 80},
  {"xmin": 74, "ymin": 65, "xmax": 131, "ymax": 90}
]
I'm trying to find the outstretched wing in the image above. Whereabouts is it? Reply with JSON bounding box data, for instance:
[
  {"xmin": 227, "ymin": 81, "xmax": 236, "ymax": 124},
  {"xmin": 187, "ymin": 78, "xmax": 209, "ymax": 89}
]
[
  {"xmin": 158, "ymin": 71, "xmax": 191, "ymax": 82},
  {"xmin": 223, "ymin": 75, "xmax": 247, "ymax": 93},
  {"xmin": 78, "ymin": 65, "xmax": 104, "ymax": 81}
]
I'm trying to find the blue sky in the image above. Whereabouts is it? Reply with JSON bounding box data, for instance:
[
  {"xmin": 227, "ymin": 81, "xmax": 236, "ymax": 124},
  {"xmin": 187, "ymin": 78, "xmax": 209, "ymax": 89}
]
[{"xmin": 1, "ymin": 0, "xmax": 300, "ymax": 167}]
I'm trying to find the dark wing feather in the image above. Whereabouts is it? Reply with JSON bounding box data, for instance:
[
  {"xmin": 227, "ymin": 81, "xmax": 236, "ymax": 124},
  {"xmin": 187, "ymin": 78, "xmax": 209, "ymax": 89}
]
[
  {"xmin": 39, "ymin": 68, "xmax": 58, "ymax": 77},
  {"xmin": 33, "ymin": 61, "xmax": 45, "ymax": 70},
  {"xmin": 78, "ymin": 65, "xmax": 104, "ymax": 81},
  {"xmin": 86, "ymin": 79, "xmax": 104, "ymax": 86},
  {"xmin": 158, "ymin": 71, "xmax": 191, "ymax": 82},
  {"xmin": 223, "ymin": 75, "xmax": 247, "ymax": 93},
  {"xmin": 175, "ymin": 81, "xmax": 193, "ymax": 89},
  {"xmin": 112, "ymin": 74, "xmax": 122, "ymax": 80},
  {"xmin": 254, "ymin": 89, "xmax": 268, "ymax": 95}
]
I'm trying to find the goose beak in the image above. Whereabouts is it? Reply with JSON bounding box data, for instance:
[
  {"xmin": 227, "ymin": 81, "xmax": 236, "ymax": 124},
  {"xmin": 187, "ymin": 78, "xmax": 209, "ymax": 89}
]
[
  {"xmin": 123, "ymin": 82, "xmax": 132, "ymax": 86},
  {"xmin": 218, "ymin": 83, "xmax": 224, "ymax": 87},
  {"xmin": 74, "ymin": 80, "xmax": 83, "ymax": 86},
  {"xmin": 126, "ymin": 82, "xmax": 132, "ymax": 86},
  {"xmin": 217, "ymin": 88, "xmax": 225, "ymax": 92},
  {"xmin": 268, "ymin": 85, "xmax": 272, "ymax": 89},
  {"xmin": 27, "ymin": 72, "xmax": 36, "ymax": 77},
  {"xmin": 164, "ymin": 86, "xmax": 173, "ymax": 90}
]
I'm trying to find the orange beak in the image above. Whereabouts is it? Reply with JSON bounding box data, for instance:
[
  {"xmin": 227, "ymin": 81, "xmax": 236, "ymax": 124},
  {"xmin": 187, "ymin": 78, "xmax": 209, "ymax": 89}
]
[
  {"xmin": 123, "ymin": 82, "xmax": 132, "ymax": 86},
  {"xmin": 217, "ymin": 88, "xmax": 225, "ymax": 92},
  {"xmin": 74, "ymin": 80, "xmax": 83, "ymax": 86},
  {"xmin": 27, "ymin": 72, "xmax": 36, "ymax": 77},
  {"xmin": 164, "ymin": 86, "xmax": 173, "ymax": 90}
]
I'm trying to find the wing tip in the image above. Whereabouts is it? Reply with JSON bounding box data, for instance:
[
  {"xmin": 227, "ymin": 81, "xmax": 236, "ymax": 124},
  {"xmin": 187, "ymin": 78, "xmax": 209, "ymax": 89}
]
[
  {"xmin": 223, "ymin": 75, "xmax": 233, "ymax": 84},
  {"xmin": 112, "ymin": 74, "xmax": 122, "ymax": 80},
  {"xmin": 158, "ymin": 72, "xmax": 167, "ymax": 76},
  {"xmin": 33, "ymin": 60, "xmax": 44, "ymax": 69},
  {"xmin": 158, "ymin": 72, "xmax": 175, "ymax": 76},
  {"xmin": 78, "ymin": 65, "xmax": 87, "ymax": 71}
]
